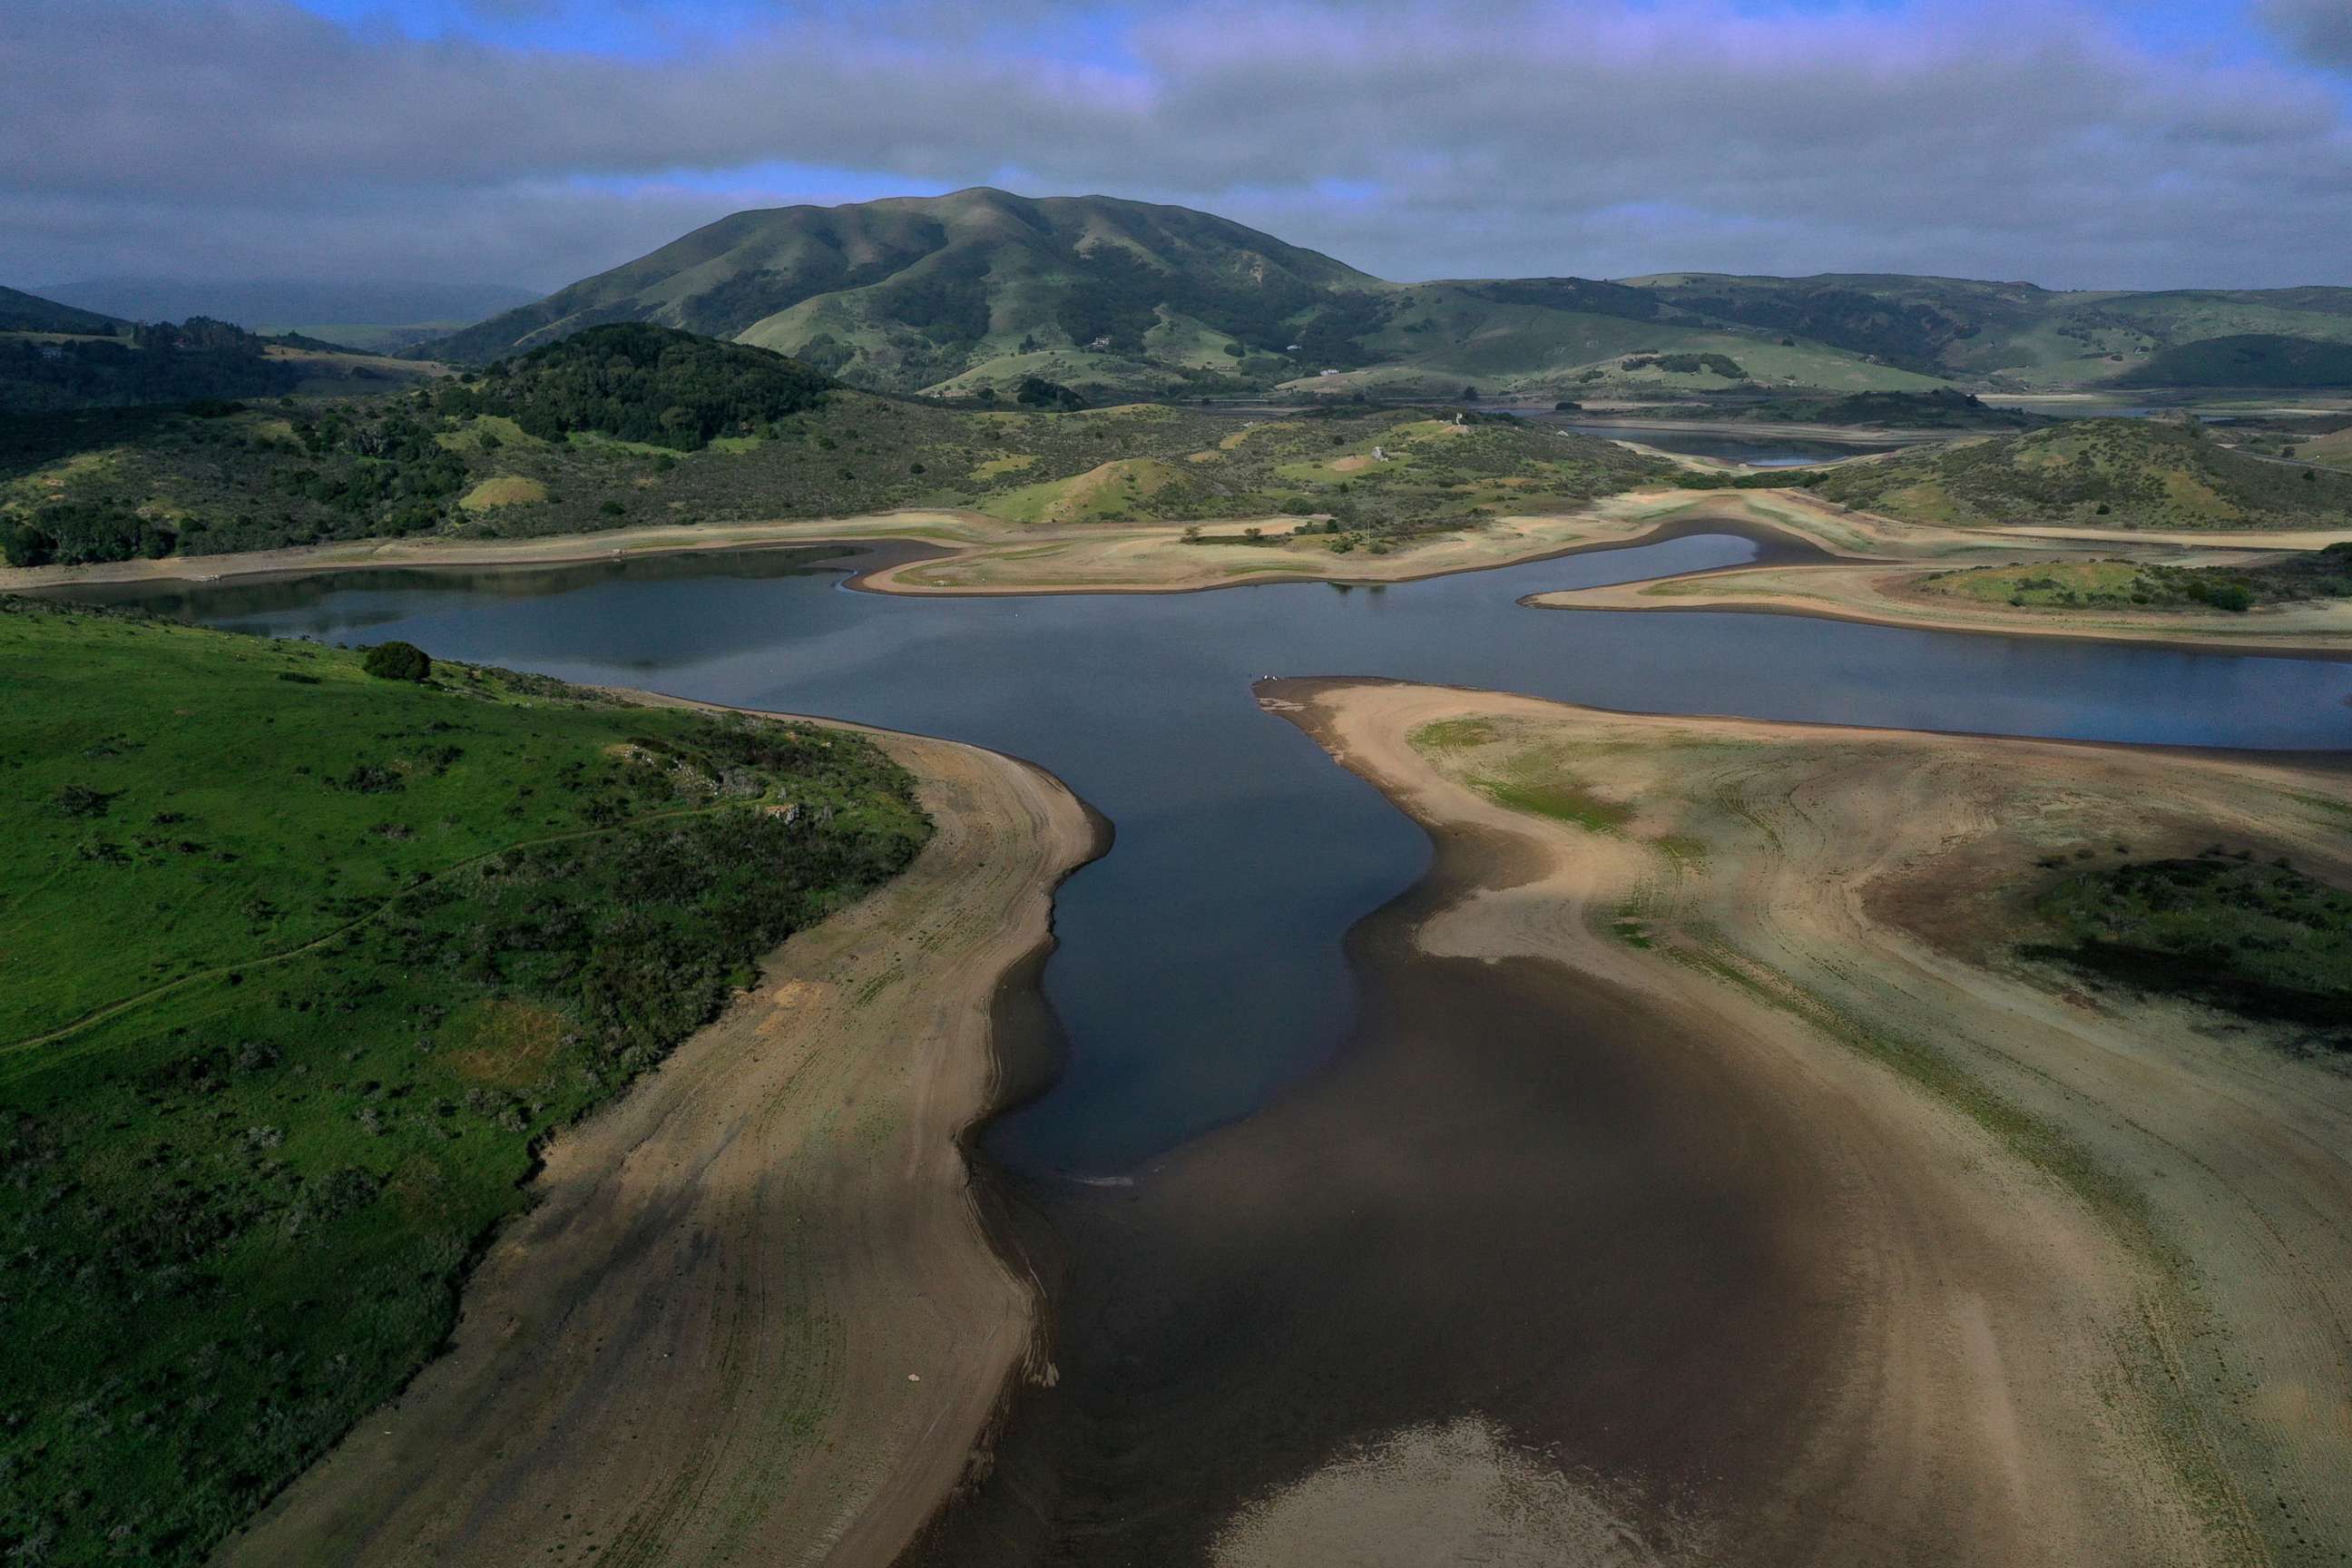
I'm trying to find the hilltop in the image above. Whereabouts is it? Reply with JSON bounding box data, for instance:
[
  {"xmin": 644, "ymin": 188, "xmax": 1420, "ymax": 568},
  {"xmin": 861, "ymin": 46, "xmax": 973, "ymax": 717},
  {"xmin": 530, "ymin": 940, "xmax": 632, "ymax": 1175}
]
[
  {"xmin": 1811, "ymin": 417, "xmax": 2352, "ymax": 529},
  {"xmin": 416, "ymin": 192, "xmax": 2352, "ymax": 402}
]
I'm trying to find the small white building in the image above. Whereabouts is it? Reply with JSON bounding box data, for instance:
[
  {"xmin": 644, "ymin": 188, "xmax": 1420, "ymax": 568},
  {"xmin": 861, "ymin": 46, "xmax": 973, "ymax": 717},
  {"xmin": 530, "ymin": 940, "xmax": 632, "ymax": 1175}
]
[{"xmin": 1319, "ymin": 368, "xmax": 1338, "ymax": 377}]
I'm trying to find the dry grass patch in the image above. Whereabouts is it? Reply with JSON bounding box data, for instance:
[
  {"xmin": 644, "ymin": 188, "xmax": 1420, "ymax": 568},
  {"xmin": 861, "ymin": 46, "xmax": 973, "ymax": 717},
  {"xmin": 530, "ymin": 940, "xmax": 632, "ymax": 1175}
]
[{"xmin": 459, "ymin": 475, "xmax": 549, "ymax": 511}]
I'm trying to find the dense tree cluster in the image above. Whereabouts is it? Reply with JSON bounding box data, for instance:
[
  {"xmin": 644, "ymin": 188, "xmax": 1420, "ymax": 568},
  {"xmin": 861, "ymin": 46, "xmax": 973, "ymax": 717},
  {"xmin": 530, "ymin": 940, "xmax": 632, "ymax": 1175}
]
[
  {"xmin": 436, "ymin": 324, "xmax": 833, "ymax": 451},
  {"xmin": 0, "ymin": 500, "xmax": 173, "ymax": 567},
  {"xmin": 1014, "ymin": 374, "xmax": 1086, "ymax": 410},
  {"xmin": 0, "ymin": 320, "xmax": 300, "ymax": 415}
]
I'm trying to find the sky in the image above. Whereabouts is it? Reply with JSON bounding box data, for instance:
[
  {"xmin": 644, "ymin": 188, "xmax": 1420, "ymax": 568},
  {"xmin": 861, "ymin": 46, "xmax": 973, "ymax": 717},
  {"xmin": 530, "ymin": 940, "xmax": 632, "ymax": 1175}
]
[{"xmin": 5, "ymin": 0, "xmax": 2351, "ymax": 297}]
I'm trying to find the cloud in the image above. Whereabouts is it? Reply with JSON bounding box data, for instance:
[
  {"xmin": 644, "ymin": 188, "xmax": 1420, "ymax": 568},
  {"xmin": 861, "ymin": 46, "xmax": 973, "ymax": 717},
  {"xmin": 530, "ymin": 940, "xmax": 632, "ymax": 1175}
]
[
  {"xmin": 2260, "ymin": 0, "xmax": 2352, "ymax": 69},
  {"xmin": 3, "ymin": 0, "xmax": 2349, "ymax": 291}
]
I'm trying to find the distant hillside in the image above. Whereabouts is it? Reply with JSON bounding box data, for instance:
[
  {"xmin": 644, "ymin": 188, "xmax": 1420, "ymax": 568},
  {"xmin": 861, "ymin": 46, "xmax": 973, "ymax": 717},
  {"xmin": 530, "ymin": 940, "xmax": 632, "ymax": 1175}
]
[
  {"xmin": 4, "ymin": 358, "xmax": 1670, "ymax": 567},
  {"xmin": 1812, "ymin": 417, "xmax": 2352, "ymax": 529},
  {"xmin": 0, "ymin": 285, "xmax": 125, "ymax": 336},
  {"xmin": 1624, "ymin": 274, "xmax": 2352, "ymax": 390},
  {"xmin": 0, "ymin": 316, "xmax": 308, "ymax": 414},
  {"xmin": 42, "ymin": 277, "xmax": 540, "ymax": 334},
  {"xmin": 2115, "ymin": 334, "xmax": 2352, "ymax": 389}
]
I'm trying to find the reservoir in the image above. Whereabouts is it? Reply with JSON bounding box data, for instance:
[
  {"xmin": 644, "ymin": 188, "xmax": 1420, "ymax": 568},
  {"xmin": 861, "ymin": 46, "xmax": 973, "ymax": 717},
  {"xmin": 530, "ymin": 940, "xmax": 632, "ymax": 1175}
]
[{"xmin": 67, "ymin": 529, "xmax": 2352, "ymax": 1176}]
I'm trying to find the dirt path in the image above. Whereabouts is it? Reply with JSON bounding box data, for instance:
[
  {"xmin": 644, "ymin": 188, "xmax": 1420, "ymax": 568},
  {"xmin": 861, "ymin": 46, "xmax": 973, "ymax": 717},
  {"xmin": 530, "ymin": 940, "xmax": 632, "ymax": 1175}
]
[
  {"xmin": 216, "ymin": 724, "xmax": 1098, "ymax": 1568},
  {"xmin": 1257, "ymin": 681, "xmax": 2352, "ymax": 1567}
]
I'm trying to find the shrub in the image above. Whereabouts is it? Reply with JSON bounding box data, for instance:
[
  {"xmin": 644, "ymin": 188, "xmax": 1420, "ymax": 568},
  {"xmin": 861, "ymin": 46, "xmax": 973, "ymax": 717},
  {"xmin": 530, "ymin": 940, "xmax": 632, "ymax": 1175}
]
[{"xmin": 361, "ymin": 641, "xmax": 432, "ymax": 681}]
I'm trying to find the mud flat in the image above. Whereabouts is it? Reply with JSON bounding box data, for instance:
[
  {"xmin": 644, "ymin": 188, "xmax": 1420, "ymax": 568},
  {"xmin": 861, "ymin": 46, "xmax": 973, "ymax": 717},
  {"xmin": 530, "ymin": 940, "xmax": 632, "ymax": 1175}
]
[
  {"xmin": 906, "ymin": 690, "xmax": 2343, "ymax": 1566},
  {"xmin": 217, "ymin": 720, "xmax": 1099, "ymax": 1568},
  {"xmin": 1229, "ymin": 681, "xmax": 2352, "ymax": 1567}
]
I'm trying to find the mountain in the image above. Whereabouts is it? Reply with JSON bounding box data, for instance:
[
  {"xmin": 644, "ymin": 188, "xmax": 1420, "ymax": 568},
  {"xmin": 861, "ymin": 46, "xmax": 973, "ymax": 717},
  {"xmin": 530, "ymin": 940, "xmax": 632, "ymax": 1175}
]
[
  {"xmin": 419, "ymin": 191, "xmax": 2352, "ymax": 400},
  {"xmin": 41, "ymin": 277, "xmax": 540, "ymax": 339},
  {"xmin": 424, "ymin": 188, "xmax": 1381, "ymax": 393},
  {"xmin": 0, "ymin": 284, "xmax": 126, "ymax": 336}
]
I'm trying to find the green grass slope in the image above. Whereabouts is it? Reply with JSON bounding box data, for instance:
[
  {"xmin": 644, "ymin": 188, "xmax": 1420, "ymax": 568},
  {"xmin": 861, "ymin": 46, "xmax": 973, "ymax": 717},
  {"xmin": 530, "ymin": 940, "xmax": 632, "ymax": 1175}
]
[
  {"xmin": 1812, "ymin": 417, "xmax": 2352, "ymax": 529},
  {"xmin": 0, "ymin": 599, "xmax": 928, "ymax": 1563}
]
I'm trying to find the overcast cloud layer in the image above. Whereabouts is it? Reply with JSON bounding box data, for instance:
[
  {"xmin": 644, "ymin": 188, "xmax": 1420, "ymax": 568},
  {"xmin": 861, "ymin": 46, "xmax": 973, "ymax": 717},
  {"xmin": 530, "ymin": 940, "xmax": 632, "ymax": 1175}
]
[{"xmin": 5, "ymin": 0, "xmax": 2351, "ymax": 295}]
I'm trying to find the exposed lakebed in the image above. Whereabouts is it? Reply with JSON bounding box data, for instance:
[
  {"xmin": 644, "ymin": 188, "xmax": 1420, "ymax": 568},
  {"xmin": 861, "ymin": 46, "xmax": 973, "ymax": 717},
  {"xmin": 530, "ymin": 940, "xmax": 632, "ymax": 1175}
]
[{"xmin": 63, "ymin": 529, "xmax": 2352, "ymax": 1561}]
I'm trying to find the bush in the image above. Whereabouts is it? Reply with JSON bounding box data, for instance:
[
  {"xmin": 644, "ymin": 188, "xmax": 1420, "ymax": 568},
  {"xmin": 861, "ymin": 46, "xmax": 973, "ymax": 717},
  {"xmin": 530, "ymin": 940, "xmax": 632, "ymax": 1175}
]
[
  {"xmin": 362, "ymin": 641, "xmax": 432, "ymax": 681},
  {"xmin": 1014, "ymin": 375, "xmax": 1085, "ymax": 411}
]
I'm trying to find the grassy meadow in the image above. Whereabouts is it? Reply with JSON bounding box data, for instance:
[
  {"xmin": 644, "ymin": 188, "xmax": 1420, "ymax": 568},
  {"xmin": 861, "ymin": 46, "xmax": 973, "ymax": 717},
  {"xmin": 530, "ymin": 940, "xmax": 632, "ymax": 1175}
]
[{"xmin": 0, "ymin": 599, "xmax": 929, "ymax": 1563}]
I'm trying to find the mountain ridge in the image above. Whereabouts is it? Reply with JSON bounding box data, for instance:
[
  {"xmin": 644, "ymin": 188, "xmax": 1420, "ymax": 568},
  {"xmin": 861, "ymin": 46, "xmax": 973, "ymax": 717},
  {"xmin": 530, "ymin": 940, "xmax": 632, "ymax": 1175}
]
[{"xmin": 416, "ymin": 190, "xmax": 2352, "ymax": 398}]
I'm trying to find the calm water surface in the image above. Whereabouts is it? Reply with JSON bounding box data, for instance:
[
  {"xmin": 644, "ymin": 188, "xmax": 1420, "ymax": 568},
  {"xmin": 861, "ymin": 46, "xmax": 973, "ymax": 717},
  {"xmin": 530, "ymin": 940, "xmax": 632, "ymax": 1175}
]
[{"xmin": 67, "ymin": 536, "xmax": 2352, "ymax": 1174}]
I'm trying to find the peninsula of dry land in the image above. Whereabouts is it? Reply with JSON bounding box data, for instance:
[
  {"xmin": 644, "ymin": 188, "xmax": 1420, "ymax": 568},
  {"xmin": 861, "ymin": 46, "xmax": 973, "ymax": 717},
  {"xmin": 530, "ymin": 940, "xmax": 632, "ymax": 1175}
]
[{"xmin": 1260, "ymin": 679, "xmax": 2352, "ymax": 1567}]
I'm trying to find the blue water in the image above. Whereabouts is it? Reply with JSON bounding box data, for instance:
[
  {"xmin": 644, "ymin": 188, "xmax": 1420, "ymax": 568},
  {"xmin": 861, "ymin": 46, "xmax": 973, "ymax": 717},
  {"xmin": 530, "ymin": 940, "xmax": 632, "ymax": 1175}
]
[{"xmin": 70, "ymin": 534, "xmax": 2352, "ymax": 1175}]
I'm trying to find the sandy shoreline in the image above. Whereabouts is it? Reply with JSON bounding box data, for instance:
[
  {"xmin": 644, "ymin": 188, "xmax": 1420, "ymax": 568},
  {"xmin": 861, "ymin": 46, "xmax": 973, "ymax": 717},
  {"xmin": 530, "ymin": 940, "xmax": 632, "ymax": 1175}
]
[
  {"xmin": 0, "ymin": 503, "xmax": 1695, "ymax": 599},
  {"xmin": 1530, "ymin": 564, "xmax": 2352, "ymax": 660},
  {"xmin": 1258, "ymin": 679, "xmax": 2352, "ymax": 1565},
  {"xmin": 218, "ymin": 705, "xmax": 1102, "ymax": 1568}
]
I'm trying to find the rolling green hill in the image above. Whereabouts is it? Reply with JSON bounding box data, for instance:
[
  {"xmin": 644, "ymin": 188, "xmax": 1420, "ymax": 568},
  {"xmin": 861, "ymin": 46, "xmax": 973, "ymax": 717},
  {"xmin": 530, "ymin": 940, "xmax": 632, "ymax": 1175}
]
[
  {"xmin": 1811, "ymin": 417, "xmax": 2352, "ymax": 529},
  {"xmin": 0, "ymin": 596, "xmax": 928, "ymax": 1564}
]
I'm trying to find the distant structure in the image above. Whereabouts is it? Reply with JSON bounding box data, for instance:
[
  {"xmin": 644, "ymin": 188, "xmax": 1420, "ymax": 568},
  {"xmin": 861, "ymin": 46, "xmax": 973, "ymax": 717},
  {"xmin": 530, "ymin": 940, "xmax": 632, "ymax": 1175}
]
[
  {"xmin": 1319, "ymin": 368, "xmax": 1338, "ymax": 377},
  {"xmin": 1372, "ymin": 445, "xmax": 1387, "ymax": 461},
  {"xmin": 1286, "ymin": 343, "xmax": 1302, "ymax": 352}
]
